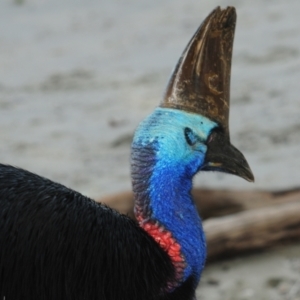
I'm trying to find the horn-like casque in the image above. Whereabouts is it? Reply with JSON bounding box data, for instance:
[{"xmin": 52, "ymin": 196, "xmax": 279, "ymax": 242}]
[{"xmin": 160, "ymin": 6, "xmax": 236, "ymax": 136}]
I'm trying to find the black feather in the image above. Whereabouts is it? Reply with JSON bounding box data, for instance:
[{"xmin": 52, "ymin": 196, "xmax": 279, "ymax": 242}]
[{"xmin": 0, "ymin": 164, "xmax": 196, "ymax": 300}]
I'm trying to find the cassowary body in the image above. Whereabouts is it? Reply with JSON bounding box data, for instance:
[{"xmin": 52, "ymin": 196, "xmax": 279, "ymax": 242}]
[
  {"xmin": 0, "ymin": 7, "xmax": 253, "ymax": 300},
  {"xmin": 0, "ymin": 164, "xmax": 192, "ymax": 299}
]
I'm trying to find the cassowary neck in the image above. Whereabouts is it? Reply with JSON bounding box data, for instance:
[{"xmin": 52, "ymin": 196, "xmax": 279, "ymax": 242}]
[{"xmin": 131, "ymin": 143, "xmax": 206, "ymax": 289}]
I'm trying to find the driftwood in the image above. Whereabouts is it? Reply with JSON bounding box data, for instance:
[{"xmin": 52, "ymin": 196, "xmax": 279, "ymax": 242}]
[
  {"xmin": 205, "ymin": 200, "xmax": 300, "ymax": 260},
  {"xmin": 99, "ymin": 188, "xmax": 300, "ymax": 220},
  {"xmin": 98, "ymin": 188, "xmax": 300, "ymax": 261}
]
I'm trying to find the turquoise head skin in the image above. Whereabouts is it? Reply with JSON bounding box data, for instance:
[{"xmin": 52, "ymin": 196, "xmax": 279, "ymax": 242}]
[{"xmin": 133, "ymin": 107, "xmax": 217, "ymax": 178}]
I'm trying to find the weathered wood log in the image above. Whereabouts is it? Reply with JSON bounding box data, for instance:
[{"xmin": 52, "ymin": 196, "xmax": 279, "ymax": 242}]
[
  {"xmin": 205, "ymin": 200, "xmax": 300, "ymax": 261},
  {"xmin": 98, "ymin": 188, "xmax": 300, "ymax": 260},
  {"xmin": 99, "ymin": 188, "xmax": 300, "ymax": 220}
]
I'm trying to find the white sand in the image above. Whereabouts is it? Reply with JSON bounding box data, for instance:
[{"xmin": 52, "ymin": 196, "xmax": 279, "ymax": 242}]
[{"xmin": 0, "ymin": 0, "xmax": 299, "ymax": 299}]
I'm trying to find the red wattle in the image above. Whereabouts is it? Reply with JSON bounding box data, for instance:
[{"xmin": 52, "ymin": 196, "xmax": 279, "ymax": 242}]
[{"xmin": 138, "ymin": 217, "xmax": 186, "ymax": 289}]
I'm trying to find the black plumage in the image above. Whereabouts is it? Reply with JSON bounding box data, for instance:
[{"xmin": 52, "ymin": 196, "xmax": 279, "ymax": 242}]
[{"xmin": 0, "ymin": 164, "xmax": 195, "ymax": 300}]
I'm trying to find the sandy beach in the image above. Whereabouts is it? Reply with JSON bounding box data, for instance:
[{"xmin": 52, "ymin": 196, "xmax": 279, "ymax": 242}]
[{"xmin": 0, "ymin": 0, "xmax": 299, "ymax": 299}]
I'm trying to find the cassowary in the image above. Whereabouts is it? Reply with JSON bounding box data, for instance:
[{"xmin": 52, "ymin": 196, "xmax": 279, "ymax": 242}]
[{"xmin": 0, "ymin": 6, "xmax": 253, "ymax": 300}]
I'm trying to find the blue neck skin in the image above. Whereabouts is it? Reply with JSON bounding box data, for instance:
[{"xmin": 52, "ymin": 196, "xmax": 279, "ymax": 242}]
[{"xmin": 131, "ymin": 107, "xmax": 217, "ymax": 285}]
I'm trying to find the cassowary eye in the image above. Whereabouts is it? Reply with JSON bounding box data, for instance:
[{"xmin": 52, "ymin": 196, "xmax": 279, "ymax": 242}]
[{"xmin": 184, "ymin": 127, "xmax": 198, "ymax": 146}]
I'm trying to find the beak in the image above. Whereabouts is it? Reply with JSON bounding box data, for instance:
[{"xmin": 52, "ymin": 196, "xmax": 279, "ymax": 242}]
[{"xmin": 203, "ymin": 130, "xmax": 254, "ymax": 182}]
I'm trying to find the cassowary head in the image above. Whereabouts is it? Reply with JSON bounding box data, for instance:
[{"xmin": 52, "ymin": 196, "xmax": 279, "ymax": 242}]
[{"xmin": 132, "ymin": 7, "xmax": 254, "ymax": 183}]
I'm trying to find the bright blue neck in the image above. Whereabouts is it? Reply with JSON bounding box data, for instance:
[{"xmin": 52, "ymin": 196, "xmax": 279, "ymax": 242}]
[
  {"xmin": 131, "ymin": 108, "xmax": 214, "ymax": 286},
  {"xmin": 149, "ymin": 159, "xmax": 206, "ymax": 284}
]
